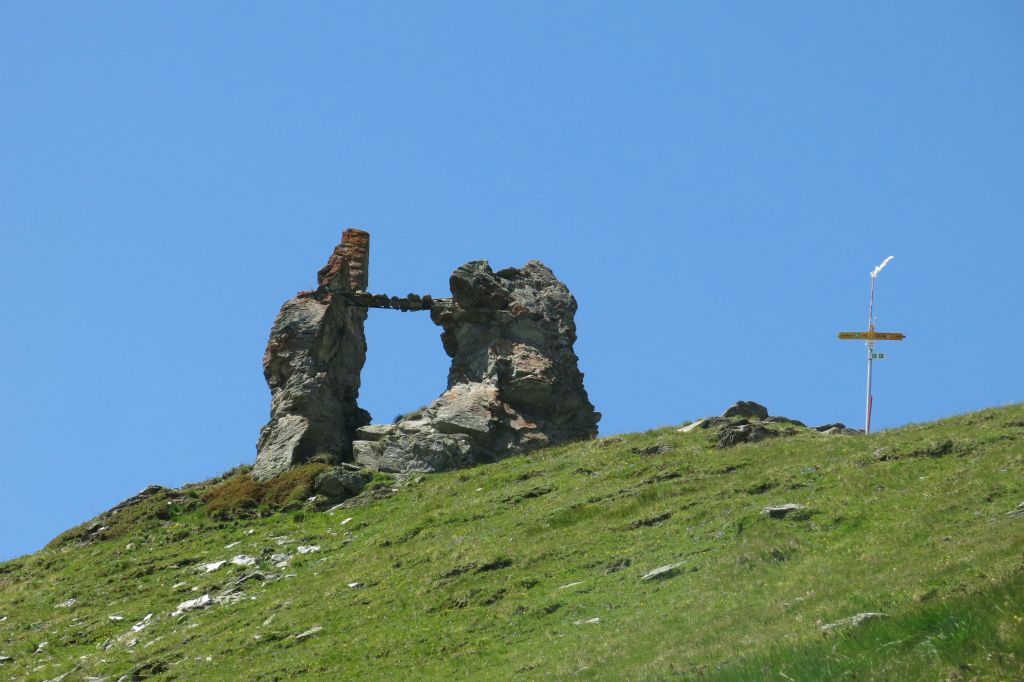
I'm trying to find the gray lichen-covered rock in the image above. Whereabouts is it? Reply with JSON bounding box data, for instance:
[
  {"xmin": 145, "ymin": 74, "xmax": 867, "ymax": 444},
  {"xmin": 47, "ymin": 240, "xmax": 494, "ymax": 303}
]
[
  {"xmin": 313, "ymin": 467, "xmax": 371, "ymax": 499},
  {"xmin": 355, "ymin": 260, "xmax": 600, "ymax": 473},
  {"xmin": 722, "ymin": 401, "xmax": 769, "ymax": 420},
  {"xmin": 253, "ymin": 229, "xmax": 372, "ymax": 480}
]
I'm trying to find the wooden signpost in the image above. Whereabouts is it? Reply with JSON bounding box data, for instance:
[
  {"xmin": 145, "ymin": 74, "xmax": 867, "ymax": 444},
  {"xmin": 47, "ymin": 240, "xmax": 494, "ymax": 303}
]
[{"xmin": 837, "ymin": 256, "xmax": 905, "ymax": 434}]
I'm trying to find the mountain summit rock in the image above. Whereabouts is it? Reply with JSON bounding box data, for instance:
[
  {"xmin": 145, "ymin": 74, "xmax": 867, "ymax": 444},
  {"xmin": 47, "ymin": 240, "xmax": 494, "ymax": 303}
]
[
  {"xmin": 355, "ymin": 260, "xmax": 600, "ymax": 472},
  {"xmin": 254, "ymin": 231, "xmax": 598, "ymax": 479}
]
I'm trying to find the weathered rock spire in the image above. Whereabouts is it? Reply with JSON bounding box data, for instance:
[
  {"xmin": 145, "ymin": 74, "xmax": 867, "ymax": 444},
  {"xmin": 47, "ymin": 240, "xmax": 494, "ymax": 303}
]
[{"xmin": 252, "ymin": 229, "xmax": 371, "ymax": 480}]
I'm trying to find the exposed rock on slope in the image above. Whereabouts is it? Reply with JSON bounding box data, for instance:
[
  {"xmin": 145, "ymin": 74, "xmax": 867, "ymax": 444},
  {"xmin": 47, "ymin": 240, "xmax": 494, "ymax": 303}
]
[
  {"xmin": 354, "ymin": 260, "xmax": 600, "ymax": 472},
  {"xmin": 253, "ymin": 229, "xmax": 372, "ymax": 480},
  {"xmin": 678, "ymin": 401, "xmax": 863, "ymax": 449}
]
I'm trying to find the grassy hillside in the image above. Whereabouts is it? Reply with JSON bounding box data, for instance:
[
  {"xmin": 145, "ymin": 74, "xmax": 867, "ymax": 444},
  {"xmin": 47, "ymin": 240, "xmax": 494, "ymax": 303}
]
[{"xmin": 2, "ymin": 405, "xmax": 1023, "ymax": 681}]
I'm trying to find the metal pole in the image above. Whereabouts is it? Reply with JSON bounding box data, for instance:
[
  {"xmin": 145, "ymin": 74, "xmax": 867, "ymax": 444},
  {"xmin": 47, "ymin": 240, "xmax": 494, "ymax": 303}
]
[
  {"xmin": 864, "ymin": 263, "xmax": 883, "ymax": 434},
  {"xmin": 865, "ymin": 341, "xmax": 874, "ymax": 433}
]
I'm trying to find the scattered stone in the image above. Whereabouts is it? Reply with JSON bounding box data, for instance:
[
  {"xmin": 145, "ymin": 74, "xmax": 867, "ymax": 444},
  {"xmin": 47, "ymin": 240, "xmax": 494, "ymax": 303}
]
[
  {"xmin": 270, "ymin": 553, "xmax": 291, "ymax": 568},
  {"xmin": 0, "ymin": 655, "xmax": 11, "ymax": 663},
  {"xmin": 202, "ymin": 560, "xmax": 226, "ymax": 573},
  {"xmin": 314, "ymin": 468, "xmax": 370, "ymax": 500},
  {"xmin": 230, "ymin": 555, "xmax": 257, "ymax": 567},
  {"xmin": 108, "ymin": 615, "xmax": 125, "ymax": 622},
  {"xmin": 698, "ymin": 417, "xmax": 732, "ymax": 429},
  {"xmin": 574, "ymin": 617, "xmax": 601, "ymax": 625},
  {"xmin": 761, "ymin": 503, "xmax": 807, "ymax": 519},
  {"xmin": 55, "ymin": 598, "xmax": 77, "ymax": 609},
  {"xmin": 294, "ymin": 625, "xmax": 323, "ymax": 640},
  {"xmin": 722, "ymin": 401, "xmax": 769, "ymax": 420},
  {"xmin": 172, "ymin": 594, "xmax": 212, "ymax": 617},
  {"xmin": 347, "ymin": 582, "xmax": 363, "ymax": 589},
  {"xmin": 677, "ymin": 420, "xmax": 704, "ymax": 433},
  {"xmin": 640, "ymin": 562, "xmax": 684, "ymax": 581},
  {"xmin": 631, "ymin": 444, "xmax": 674, "ymax": 455},
  {"xmin": 223, "ymin": 570, "xmax": 272, "ymax": 591},
  {"xmin": 559, "ymin": 581, "xmax": 585, "ymax": 589},
  {"xmin": 763, "ymin": 416, "xmax": 807, "ymax": 427},
  {"xmin": 820, "ymin": 612, "xmax": 887, "ymax": 631},
  {"xmin": 1007, "ymin": 501, "xmax": 1024, "ymax": 518},
  {"xmin": 815, "ymin": 425, "xmax": 864, "ymax": 436},
  {"xmin": 108, "ymin": 485, "xmax": 166, "ymax": 515},
  {"xmin": 130, "ymin": 614, "xmax": 153, "ymax": 633},
  {"xmin": 340, "ymin": 517, "xmax": 353, "ymax": 525},
  {"xmin": 224, "ymin": 541, "xmax": 240, "ymax": 550},
  {"xmin": 813, "ymin": 423, "xmax": 862, "ymax": 435},
  {"xmin": 212, "ymin": 593, "xmax": 243, "ymax": 606},
  {"xmin": 296, "ymin": 545, "xmax": 320, "ymax": 555},
  {"xmin": 35, "ymin": 641, "xmax": 48, "ymax": 653},
  {"xmin": 717, "ymin": 423, "xmax": 774, "ymax": 449}
]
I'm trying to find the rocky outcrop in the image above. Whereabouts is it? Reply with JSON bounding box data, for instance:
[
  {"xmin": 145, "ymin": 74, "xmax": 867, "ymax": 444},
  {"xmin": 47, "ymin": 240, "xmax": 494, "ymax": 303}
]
[
  {"xmin": 677, "ymin": 401, "xmax": 864, "ymax": 449},
  {"xmin": 722, "ymin": 400, "xmax": 769, "ymax": 421},
  {"xmin": 353, "ymin": 260, "xmax": 600, "ymax": 473},
  {"xmin": 253, "ymin": 229, "xmax": 372, "ymax": 480}
]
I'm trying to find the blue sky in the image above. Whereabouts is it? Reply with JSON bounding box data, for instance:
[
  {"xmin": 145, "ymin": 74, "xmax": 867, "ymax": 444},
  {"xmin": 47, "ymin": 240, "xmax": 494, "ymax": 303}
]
[{"xmin": 2, "ymin": 2, "xmax": 1022, "ymax": 561}]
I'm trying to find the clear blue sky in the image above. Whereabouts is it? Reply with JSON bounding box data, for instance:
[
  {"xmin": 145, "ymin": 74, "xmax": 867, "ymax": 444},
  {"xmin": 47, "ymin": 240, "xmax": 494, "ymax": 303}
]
[{"xmin": 2, "ymin": 2, "xmax": 1022, "ymax": 561}]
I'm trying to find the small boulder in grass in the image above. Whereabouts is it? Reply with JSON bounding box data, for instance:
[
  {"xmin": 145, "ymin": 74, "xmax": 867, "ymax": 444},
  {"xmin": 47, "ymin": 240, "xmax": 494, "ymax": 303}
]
[
  {"xmin": 640, "ymin": 562, "xmax": 684, "ymax": 581},
  {"xmin": 172, "ymin": 594, "xmax": 211, "ymax": 617},
  {"xmin": 820, "ymin": 612, "xmax": 887, "ymax": 632},
  {"xmin": 1007, "ymin": 501, "xmax": 1024, "ymax": 518},
  {"xmin": 294, "ymin": 625, "xmax": 323, "ymax": 640},
  {"xmin": 761, "ymin": 503, "xmax": 807, "ymax": 519}
]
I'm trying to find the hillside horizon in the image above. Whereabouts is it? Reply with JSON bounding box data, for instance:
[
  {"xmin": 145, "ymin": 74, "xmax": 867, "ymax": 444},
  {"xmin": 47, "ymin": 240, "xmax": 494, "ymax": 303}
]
[{"xmin": 2, "ymin": 401, "xmax": 1021, "ymax": 680}]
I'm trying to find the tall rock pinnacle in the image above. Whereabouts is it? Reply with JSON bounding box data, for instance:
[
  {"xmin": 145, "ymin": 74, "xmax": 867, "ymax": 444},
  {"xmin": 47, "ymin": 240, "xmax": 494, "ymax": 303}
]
[{"xmin": 252, "ymin": 229, "xmax": 371, "ymax": 480}]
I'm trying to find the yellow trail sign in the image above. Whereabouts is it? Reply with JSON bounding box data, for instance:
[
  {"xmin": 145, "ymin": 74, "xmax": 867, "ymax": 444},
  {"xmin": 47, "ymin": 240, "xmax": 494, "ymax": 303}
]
[{"xmin": 837, "ymin": 331, "xmax": 906, "ymax": 341}]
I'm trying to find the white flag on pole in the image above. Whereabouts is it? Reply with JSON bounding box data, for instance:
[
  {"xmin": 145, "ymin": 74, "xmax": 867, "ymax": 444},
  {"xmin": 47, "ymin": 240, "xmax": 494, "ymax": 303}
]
[{"xmin": 871, "ymin": 255, "xmax": 894, "ymax": 279}]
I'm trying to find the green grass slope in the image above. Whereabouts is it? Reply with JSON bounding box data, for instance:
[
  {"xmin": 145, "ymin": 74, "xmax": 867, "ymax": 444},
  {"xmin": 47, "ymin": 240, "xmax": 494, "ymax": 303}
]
[{"xmin": 2, "ymin": 405, "xmax": 1023, "ymax": 681}]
